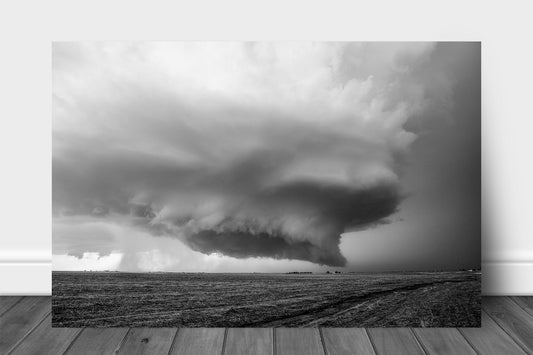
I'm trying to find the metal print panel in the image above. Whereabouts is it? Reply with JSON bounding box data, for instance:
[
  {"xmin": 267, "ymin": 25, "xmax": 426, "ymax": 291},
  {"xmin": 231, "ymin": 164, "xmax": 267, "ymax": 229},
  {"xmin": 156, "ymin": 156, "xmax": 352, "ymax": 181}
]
[{"xmin": 52, "ymin": 42, "xmax": 481, "ymax": 327}]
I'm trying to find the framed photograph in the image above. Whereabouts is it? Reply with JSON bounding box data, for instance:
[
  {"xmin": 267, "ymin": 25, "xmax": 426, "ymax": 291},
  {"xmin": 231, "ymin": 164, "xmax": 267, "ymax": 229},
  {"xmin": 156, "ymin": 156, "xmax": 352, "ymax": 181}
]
[{"xmin": 52, "ymin": 42, "xmax": 480, "ymax": 327}]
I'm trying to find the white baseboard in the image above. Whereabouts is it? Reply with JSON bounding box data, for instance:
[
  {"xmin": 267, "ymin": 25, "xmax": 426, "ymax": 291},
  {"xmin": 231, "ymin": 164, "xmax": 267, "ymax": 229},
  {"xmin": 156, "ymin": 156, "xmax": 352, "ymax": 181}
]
[
  {"xmin": 0, "ymin": 260, "xmax": 531, "ymax": 295},
  {"xmin": 481, "ymin": 261, "xmax": 533, "ymax": 295},
  {"xmin": 0, "ymin": 262, "xmax": 51, "ymax": 295}
]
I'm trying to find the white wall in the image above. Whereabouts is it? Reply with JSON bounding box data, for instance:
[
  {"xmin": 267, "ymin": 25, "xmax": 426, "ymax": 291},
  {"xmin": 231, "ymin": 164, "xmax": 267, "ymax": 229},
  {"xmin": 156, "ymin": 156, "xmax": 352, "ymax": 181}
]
[{"xmin": 1, "ymin": 0, "xmax": 532, "ymax": 295}]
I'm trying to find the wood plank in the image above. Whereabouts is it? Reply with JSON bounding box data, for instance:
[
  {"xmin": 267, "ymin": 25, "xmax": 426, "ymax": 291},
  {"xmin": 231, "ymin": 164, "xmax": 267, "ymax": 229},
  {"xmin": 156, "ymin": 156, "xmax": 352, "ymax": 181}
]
[
  {"xmin": 511, "ymin": 296, "xmax": 533, "ymax": 317},
  {"xmin": 224, "ymin": 328, "xmax": 272, "ymax": 355},
  {"xmin": 275, "ymin": 328, "xmax": 324, "ymax": 355},
  {"xmin": 9, "ymin": 314, "xmax": 81, "ymax": 355},
  {"xmin": 459, "ymin": 310, "xmax": 526, "ymax": 355},
  {"xmin": 0, "ymin": 297, "xmax": 51, "ymax": 353},
  {"xmin": 1, "ymin": 296, "xmax": 532, "ymax": 355},
  {"xmin": 413, "ymin": 328, "xmax": 477, "ymax": 355},
  {"xmin": 117, "ymin": 328, "xmax": 177, "ymax": 355},
  {"xmin": 65, "ymin": 328, "xmax": 129, "ymax": 355},
  {"xmin": 483, "ymin": 296, "xmax": 533, "ymax": 353},
  {"xmin": 170, "ymin": 328, "xmax": 225, "ymax": 355},
  {"xmin": 367, "ymin": 328, "xmax": 424, "ymax": 355},
  {"xmin": 0, "ymin": 296, "xmax": 22, "ymax": 316},
  {"xmin": 321, "ymin": 328, "xmax": 375, "ymax": 355}
]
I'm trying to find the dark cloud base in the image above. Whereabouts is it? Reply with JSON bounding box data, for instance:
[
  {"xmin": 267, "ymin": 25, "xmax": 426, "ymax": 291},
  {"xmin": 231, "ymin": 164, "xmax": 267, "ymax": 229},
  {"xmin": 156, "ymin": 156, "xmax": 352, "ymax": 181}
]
[
  {"xmin": 177, "ymin": 181, "xmax": 401, "ymax": 266},
  {"xmin": 185, "ymin": 230, "xmax": 346, "ymax": 266}
]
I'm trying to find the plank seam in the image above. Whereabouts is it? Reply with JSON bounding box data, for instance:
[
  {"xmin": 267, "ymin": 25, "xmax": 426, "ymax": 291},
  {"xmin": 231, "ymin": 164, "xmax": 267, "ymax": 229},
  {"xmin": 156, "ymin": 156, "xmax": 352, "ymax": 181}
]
[
  {"xmin": 318, "ymin": 328, "xmax": 328, "ymax": 355},
  {"xmin": 6, "ymin": 310, "xmax": 51, "ymax": 355},
  {"xmin": 272, "ymin": 328, "xmax": 276, "ymax": 355},
  {"xmin": 220, "ymin": 328, "xmax": 228, "ymax": 355},
  {"xmin": 504, "ymin": 297, "xmax": 533, "ymax": 352},
  {"xmin": 509, "ymin": 296, "xmax": 533, "ymax": 317},
  {"xmin": 60, "ymin": 328, "xmax": 84, "ymax": 355},
  {"xmin": 363, "ymin": 328, "xmax": 378, "ymax": 355},
  {"xmin": 0, "ymin": 296, "xmax": 23, "ymax": 318},
  {"xmin": 456, "ymin": 328, "xmax": 481, "ymax": 355},
  {"xmin": 409, "ymin": 328, "xmax": 429, "ymax": 355},
  {"xmin": 114, "ymin": 328, "xmax": 132, "ymax": 354},
  {"xmin": 482, "ymin": 301, "xmax": 531, "ymax": 355},
  {"xmin": 480, "ymin": 309, "xmax": 528, "ymax": 355},
  {"xmin": 166, "ymin": 328, "xmax": 180, "ymax": 355}
]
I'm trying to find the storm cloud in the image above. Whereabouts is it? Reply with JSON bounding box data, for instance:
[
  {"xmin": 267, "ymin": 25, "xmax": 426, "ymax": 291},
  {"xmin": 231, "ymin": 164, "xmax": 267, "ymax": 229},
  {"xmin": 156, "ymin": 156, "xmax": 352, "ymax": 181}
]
[{"xmin": 53, "ymin": 42, "xmax": 458, "ymax": 268}]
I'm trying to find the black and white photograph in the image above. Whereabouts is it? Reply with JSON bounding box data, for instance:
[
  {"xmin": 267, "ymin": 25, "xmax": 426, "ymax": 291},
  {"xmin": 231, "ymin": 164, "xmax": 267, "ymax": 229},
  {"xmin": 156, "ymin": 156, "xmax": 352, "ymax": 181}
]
[{"xmin": 52, "ymin": 42, "xmax": 481, "ymax": 328}]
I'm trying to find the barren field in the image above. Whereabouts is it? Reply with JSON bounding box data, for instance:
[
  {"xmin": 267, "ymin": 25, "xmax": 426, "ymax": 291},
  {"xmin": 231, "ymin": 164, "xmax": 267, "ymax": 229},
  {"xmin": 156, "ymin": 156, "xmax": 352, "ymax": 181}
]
[{"xmin": 52, "ymin": 271, "xmax": 480, "ymax": 327}]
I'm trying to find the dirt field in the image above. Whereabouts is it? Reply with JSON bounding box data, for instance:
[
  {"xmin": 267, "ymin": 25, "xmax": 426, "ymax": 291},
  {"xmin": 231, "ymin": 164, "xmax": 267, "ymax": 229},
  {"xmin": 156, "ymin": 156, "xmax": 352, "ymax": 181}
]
[{"xmin": 52, "ymin": 271, "xmax": 480, "ymax": 327}]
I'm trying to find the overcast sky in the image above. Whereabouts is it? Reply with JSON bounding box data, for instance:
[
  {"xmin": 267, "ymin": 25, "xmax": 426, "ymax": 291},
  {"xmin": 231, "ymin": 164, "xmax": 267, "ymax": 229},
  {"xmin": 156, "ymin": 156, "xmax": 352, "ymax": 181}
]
[{"xmin": 52, "ymin": 42, "xmax": 480, "ymax": 272}]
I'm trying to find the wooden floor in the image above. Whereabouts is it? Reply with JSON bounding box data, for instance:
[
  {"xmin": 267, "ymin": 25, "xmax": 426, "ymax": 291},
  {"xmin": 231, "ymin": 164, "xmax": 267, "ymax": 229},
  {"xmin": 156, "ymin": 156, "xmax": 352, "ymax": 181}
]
[{"xmin": 0, "ymin": 297, "xmax": 532, "ymax": 354}]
